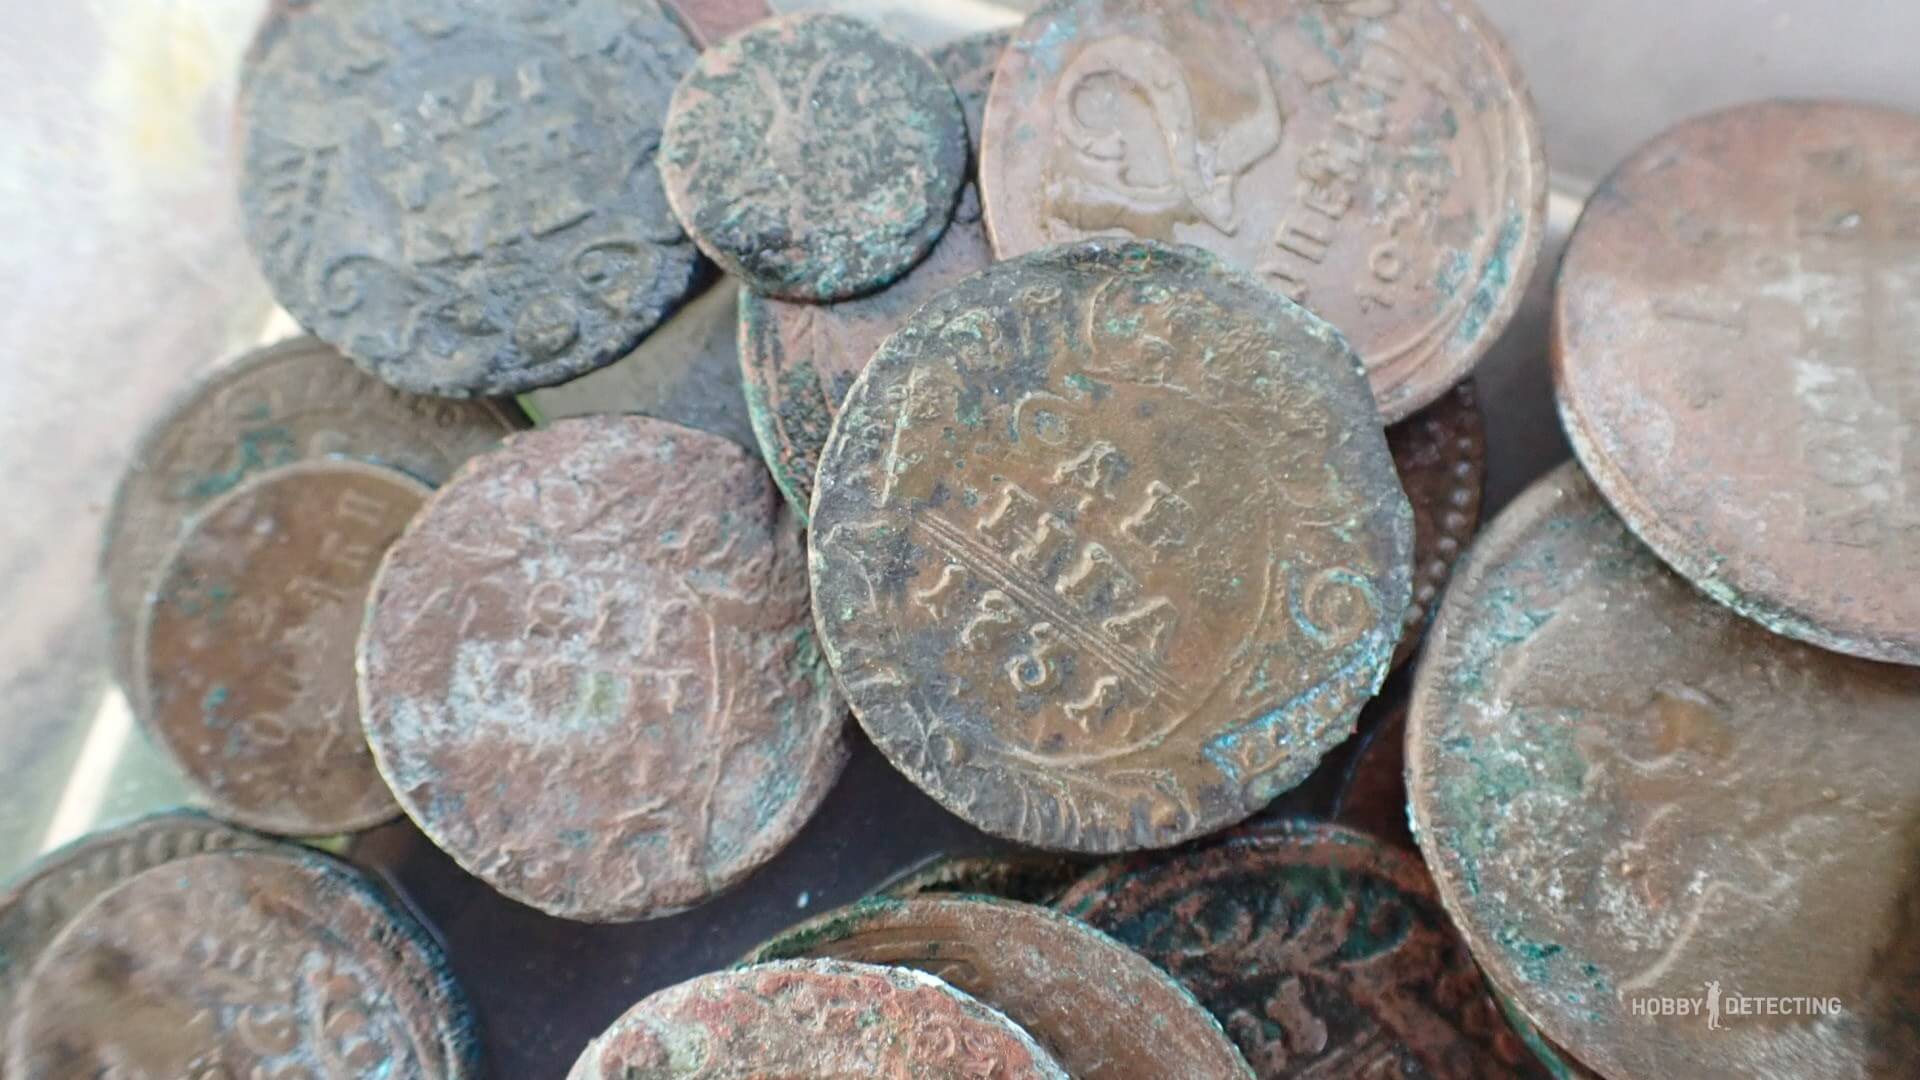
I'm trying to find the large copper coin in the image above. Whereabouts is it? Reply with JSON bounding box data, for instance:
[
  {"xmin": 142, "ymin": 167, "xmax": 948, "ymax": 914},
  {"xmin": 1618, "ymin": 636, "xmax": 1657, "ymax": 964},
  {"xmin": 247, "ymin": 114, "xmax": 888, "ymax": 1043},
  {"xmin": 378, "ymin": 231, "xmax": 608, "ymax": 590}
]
[
  {"xmin": 1056, "ymin": 821, "xmax": 1546, "ymax": 1078},
  {"xmin": 569, "ymin": 959, "xmax": 1068, "ymax": 1078},
  {"xmin": 0, "ymin": 811, "xmax": 275, "ymax": 1056},
  {"xmin": 1555, "ymin": 101, "xmax": 1920, "ymax": 665},
  {"xmin": 745, "ymin": 896, "xmax": 1255, "ymax": 1079},
  {"xmin": 659, "ymin": 13, "xmax": 969, "ymax": 302},
  {"xmin": 101, "ymin": 337, "xmax": 519, "ymax": 702},
  {"xmin": 1389, "ymin": 380, "xmax": 1487, "ymax": 669},
  {"xmin": 140, "ymin": 460, "xmax": 425, "ymax": 836},
  {"xmin": 359, "ymin": 416, "xmax": 846, "ymax": 921},
  {"xmin": 5, "ymin": 848, "xmax": 480, "ymax": 1078},
  {"xmin": 979, "ymin": 0, "xmax": 1546, "ymax": 422},
  {"xmin": 810, "ymin": 239, "xmax": 1412, "ymax": 852},
  {"xmin": 1408, "ymin": 462, "xmax": 1920, "ymax": 1079},
  {"xmin": 239, "ymin": 0, "xmax": 701, "ymax": 397},
  {"xmin": 874, "ymin": 852, "xmax": 1090, "ymax": 906}
]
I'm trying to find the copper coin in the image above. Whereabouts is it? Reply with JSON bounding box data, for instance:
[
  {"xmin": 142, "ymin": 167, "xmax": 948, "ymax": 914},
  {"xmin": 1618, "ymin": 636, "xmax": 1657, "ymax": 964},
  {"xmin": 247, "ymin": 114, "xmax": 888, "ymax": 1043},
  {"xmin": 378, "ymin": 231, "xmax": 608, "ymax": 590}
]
[
  {"xmin": 1389, "ymin": 379, "xmax": 1487, "ymax": 669},
  {"xmin": 936, "ymin": 29, "xmax": 1010, "ymax": 159},
  {"xmin": 140, "ymin": 459, "xmax": 425, "ymax": 836},
  {"xmin": 0, "ymin": 811, "xmax": 276, "ymax": 1053},
  {"xmin": 745, "ymin": 896, "xmax": 1255, "ymax": 1079},
  {"xmin": 658, "ymin": 0, "xmax": 769, "ymax": 48},
  {"xmin": 1554, "ymin": 101, "xmax": 1920, "ymax": 665},
  {"xmin": 809, "ymin": 239, "xmax": 1413, "ymax": 852},
  {"xmin": 1055, "ymin": 821, "xmax": 1546, "ymax": 1078},
  {"xmin": 569, "ymin": 959, "xmax": 1068, "ymax": 1078},
  {"xmin": 659, "ymin": 13, "xmax": 969, "ymax": 302},
  {"xmin": 5, "ymin": 848, "xmax": 480, "ymax": 1078},
  {"xmin": 1407, "ymin": 462, "xmax": 1920, "ymax": 1080},
  {"xmin": 101, "ymin": 336, "xmax": 519, "ymax": 703},
  {"xmin": 359, "ymin": 416, "xmax": 847, "ymax": 921},
  {"xmin": 873, "ymin": 852, "xmax": 1091, "ymax": 906},
  {"xmin": 239, "ymin": 0, "xmax": 702, "ymax": 397},
  {"xmin": 979, "ymin": 0, "xmax": 1547, "ymax": 422},
  {"xmin": 1330, "ymin": 703, "xmax": 1412, "ymax": 849}
]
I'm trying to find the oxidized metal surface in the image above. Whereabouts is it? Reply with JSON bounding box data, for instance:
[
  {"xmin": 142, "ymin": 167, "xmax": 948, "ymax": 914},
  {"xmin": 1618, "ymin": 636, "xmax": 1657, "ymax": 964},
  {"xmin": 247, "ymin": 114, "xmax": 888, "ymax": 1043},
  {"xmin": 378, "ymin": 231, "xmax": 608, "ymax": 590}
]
[
  {"xmin": 567, "ymin": 959, "xmax": 1069, "ymax": 1078},
  {"xmin": 659, "ymin": 13, "xmax": 969, "ymax": 301},
  {"xmin": 239, "ymin": 0, "xmax": 702, "ymax": 397},
  {"xmin": 359, "ymin": 416, "xmax": 846, "ymax": 921},
  {"xmin": 809, "ymin": 239, "xmax": 1413, "ymax": 852},
  {"xmin": 140, "ymin": 460, "xmax": 425, "ymax": 836},
  {"xmin": 1407, "ymin": 462, "xmax": 1920, "ymax": 1080},
  {"xmin": 1554, "ymin": 101, "xmax": 1920, "ymax": 665},
  {"xmin": 1388, "ymin": 379, "xmax": 1487, "ymax": 668},
  {"xmin": 744, "ymin": 895, "xmax": 1256, "ymax": 1079},
  {"xmin": 979, "ymin": 0, "xmax": 1547, "ymax": 422},
  {"xmin": 659, "ymin": 0, "xmax": 770, "ymax": 48},
  {"xmin": 936, "ymin": 29, "xmax": 1010, "ymax": 158},
  {"xmin": 1329, "ymin": 703, "xmax": 1412, "ymax": 849},
  {"xmin": 0, "ymin": 811, "xmax": 275, "ymax": 1056},
  {"xmin": 873, "ymin": 852, "xmax": 1091, "ymax": 906},
  {"xmin": 100, "ymin": 336, "xmax": 519, "ymax": 703},
  {"xmin": 1056, "ymin": 821, "xmax": 1546, "ymax": 1078},
  {"xmin": 5, "ymin": 848, "xmax": 480, "ymax": 1078}
]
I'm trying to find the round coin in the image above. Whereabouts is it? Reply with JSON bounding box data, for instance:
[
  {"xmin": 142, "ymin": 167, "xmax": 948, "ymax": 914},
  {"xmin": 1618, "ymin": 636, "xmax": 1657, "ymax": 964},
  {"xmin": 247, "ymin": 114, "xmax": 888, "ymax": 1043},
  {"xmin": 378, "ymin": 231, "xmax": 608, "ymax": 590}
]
[
  {"xmin": 1056, "ymin": 821, "xmax": 1546, "ymax": 1078},
  {"xmin": 980, "ymin": 0, "xmax": 1546, "ymax": 421},
  {"xmin": 239, "ymin": 0, "xmax": 702, "ymax": 397},
  {"xmin": 568, "ymin": 959, "xmax": 1068, "ymax": 1078},
  {"xmin": 809, "ymin": 239, "xmax": 1413, "ymax": 852},
  {"xmin": 0, "ymin": 811, "xmax": 275, "ymax": 1054},
  {"xmin": 101, "ymin": 337, "xmax": 519, "ymax": 703},
  {"xmin": 659, "ymin": 13, "xmax": 969, "ymax": 301},
  {"xmin": 1408, "ymin": 462, "xmax": 1920, "ymax": 1080},
  {"xmin": 1329, "ymin": 703, "xmax": 1412, "ymax": 849},
  {"xmin": 5, "ymin": 848, "xmax": 480, "ymax": 1078},
  {"xmin": 873, "ymin": 852, "xmax": 1090, "ymax": 906},
  {"xmin": 359, "ymin": 416, "xmax": 847, "ymax": 921},
  {"xmin": 1554, "ymin": 101, "xmax": 1920, "ymax": 665},
  {"xmin": 746, "ymin": 896, "xmax": 1254, "ymax": 1079},
  {"xmin": 140, "ymin": 460, "xmax": 427, "ymax": 836},
  {"xmin": 1388, "ymin": 379, "xmax": 1487, "ymax": 669}
]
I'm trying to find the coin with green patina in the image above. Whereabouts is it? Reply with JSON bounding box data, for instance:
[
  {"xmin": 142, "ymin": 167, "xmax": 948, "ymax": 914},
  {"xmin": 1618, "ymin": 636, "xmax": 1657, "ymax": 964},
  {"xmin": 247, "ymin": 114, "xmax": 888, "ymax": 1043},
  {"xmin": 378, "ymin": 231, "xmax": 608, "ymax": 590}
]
[
  {"xmin": 659, "ymin": 13, "xmax": 968, "ymax": 301},
  {"xmin": 809, "ymin": 238, "xmax": 1412, "ymax": 852},
  {"xmin": 1055, "ymin": 821, "xmax": 1548, "ymax": 1078},
  {"xmin": 935, "ymin": 29, "xmax": 1009, "ymax": 158},
  {"xmin": 745, "ymin": 896, "xmax": 1254, "ymax": 1079}
]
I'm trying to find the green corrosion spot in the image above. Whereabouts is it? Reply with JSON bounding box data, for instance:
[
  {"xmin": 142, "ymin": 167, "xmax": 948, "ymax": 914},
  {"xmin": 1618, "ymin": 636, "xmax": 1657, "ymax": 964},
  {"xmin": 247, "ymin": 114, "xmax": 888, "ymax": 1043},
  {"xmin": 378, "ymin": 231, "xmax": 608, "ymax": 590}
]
[
  {"xmin": 1453, "ymin": 215, "xmax": 1526, "ymax": 346},
  {"xmin": 1497, "ymin": 927, "xmax": 1565, "ymax": 985},
  {"xmin": 181, "ymin": 426, "xmax": 299, "ymax": 500}
]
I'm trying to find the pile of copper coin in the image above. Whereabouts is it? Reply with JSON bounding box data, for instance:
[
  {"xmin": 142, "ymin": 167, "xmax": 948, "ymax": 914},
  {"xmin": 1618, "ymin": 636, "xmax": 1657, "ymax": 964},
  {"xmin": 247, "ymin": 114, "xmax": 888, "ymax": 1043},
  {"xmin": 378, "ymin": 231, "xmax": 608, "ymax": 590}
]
[{"xmin": 4, "ymin": 0, "xmax": 1914, "ymax": 1076}]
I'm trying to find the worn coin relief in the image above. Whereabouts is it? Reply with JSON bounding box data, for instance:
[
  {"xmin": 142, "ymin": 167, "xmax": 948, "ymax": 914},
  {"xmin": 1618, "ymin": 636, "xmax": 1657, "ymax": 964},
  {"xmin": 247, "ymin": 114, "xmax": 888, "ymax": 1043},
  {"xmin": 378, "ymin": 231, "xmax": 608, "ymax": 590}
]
[
  {"xmin": 239, "ymin": 1, "xmax": 703, "ymax": 396},
  {"xmin": 810, "ymin": 240, "xmax": 1412, "ymax": 852}
]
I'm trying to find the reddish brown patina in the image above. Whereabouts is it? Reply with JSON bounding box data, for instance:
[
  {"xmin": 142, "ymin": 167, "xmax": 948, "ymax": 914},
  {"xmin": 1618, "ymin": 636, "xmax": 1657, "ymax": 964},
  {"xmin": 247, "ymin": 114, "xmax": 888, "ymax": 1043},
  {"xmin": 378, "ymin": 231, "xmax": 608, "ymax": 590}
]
[
  {"xmin": 980, "ymin": 0, "xmax": 1547, "ymax": 421},
  {"xmin": 873, "ymin": 852, "xmax": 1092, "ymax": 906},
  {"xmin": 1556, "ymin": 101, "xmax": 1920, "ymax": 665},
  {"xmin": 658, "ymin": 0, "xmax": 770, "ymax": 48},
  {"xmin": 1329, "ymin": 703, "xmax": 1413, "ymax": 850},
  {"xmin": 359, "ymin": 416, "xmax": 846, "ymax": 922},
  {"xmin": 568, "ymin": 959, "xmax": 1069, "ymax": 1078},
  {"xmin": 1388, "ymin": 380, "xmax": 1487, "ymax": 668}
]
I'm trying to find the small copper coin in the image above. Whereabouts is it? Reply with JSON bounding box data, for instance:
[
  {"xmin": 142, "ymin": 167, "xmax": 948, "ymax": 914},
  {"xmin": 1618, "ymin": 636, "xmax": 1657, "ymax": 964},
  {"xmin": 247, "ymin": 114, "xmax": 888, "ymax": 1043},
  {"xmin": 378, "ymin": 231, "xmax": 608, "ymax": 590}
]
[
  {"xmin": 5, "ymin": 848, "xmax": 480, "ymax": 1078},
  {"xmin": 1555, "ymin": 101, "xmax": 1920, "ymax": 665},
  {"xmin": 568, "ymin": 959, "xmax": 1068, "ymax": 1078},
  {"xmin": 659, "ymin": 13, "xmax": 969, "ymax": 301},
  {"xmin": 1408, "ymin": 462, "xmax": 1920, "ymax": 1080},
  {"xmin": 980, "ymin": 0, "xmax": 1546, "ymax": 422},
  {"xmin": 1388, "ymin": 379, "xmax": 1487, "ymax": 669},
  {"xmin": 0, "ymin": 811, "xmax": 275, "ymax": 1050},
  {"xmin": 745, "ymin": 896, "xmax": 1255, "ymax": 1079},
  {"xmin": 239, "ymin": 0, "xmax": 702, "ymax": 397},
  {"xmin": 359, "ymin": 416, "xmax": 847, "ymax": 921},
  {"xmin": 1056, "ymin": 821, "xmax": 1546, "ymax": 1078},
  {"xmin": 874, "ymin": 852, "xmax": 1090, "ymax": 906},
  {"xmin": 101, "ymin": 337, "xmax": 519, "ymax": 701},
  {"xmin": 141, "ymin": 460, "xmax": 425, "ymax": 836},
  {"xmin": 1330, "ymin": 703, "xmax": 1412, "ymax": 849},
  {"xmin": 810, "ymin": 239, "xmax": 1413, "ymax": 852}
]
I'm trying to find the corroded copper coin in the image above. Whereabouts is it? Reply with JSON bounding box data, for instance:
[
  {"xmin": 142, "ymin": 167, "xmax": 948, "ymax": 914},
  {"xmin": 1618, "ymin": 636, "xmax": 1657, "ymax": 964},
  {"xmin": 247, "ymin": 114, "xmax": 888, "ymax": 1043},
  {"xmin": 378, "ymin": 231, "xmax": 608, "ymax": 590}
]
[
  {"xmin": 1330, "ymin": 703, "xmax": 1412, "ymax": 849},
  {"xmin": 1056, "ymin": 821, "xmax": 1546, "ymax": 1078},
  {"xmin": 141, "ymin": 460, "xmax": 425, "ymax": 836},
  {"xmin": 5, "ymin": 848, "xmax": 480, "ymax": 1078},
  {"xmin": 1388, "ymin": 379, "xmax": 1487, "ymax": 669},
  {"xmin": 569, "ymin": 959, "xmax": 1068, "ymax": 1078},
  {"xmin": 659, "ymin": 13, "xmax": 968, "ymax": 301},
  {"xmin": 359, "ymin": 416, "xmax": 846, "ymax": 921},
  {"xmin": 874, "ymin": 852, "xmax": 1090, "ymax": 906},
  {"xmin": 936, "ymin": 29, "xmax": 1009, "ymax": 158},
  {"xmin": 1408, "ymin": 462, "xmax": 1920, "ymax": 1080},
  {"xmin": 0, "ymin": 811, "xmax": 275, "ymax": 1053},
  {"xmin": 101, "ymin": 336, "xmax": 519, "ymax": 701},
  {"xmin": 239, "ymin": 0, "xmax": 702, "ymax": 397},
  {"xmin": 1555, "ymin": 101, "xmax": 1920, "ymax": 665},
  {"xmin": 745, "ymin": 896, "xmax": 1255, "ymax": 1079},
  {"xmin": 658, "ymin": 0, "xmax": 769, "ymax": 48},
  {"xmin": 980, "ymin": 0, "xmax": 1547, "ymax": 421},
  {"xmin": 810, "ymin": 239, "xmax": 1413, "ymax": 852}
]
